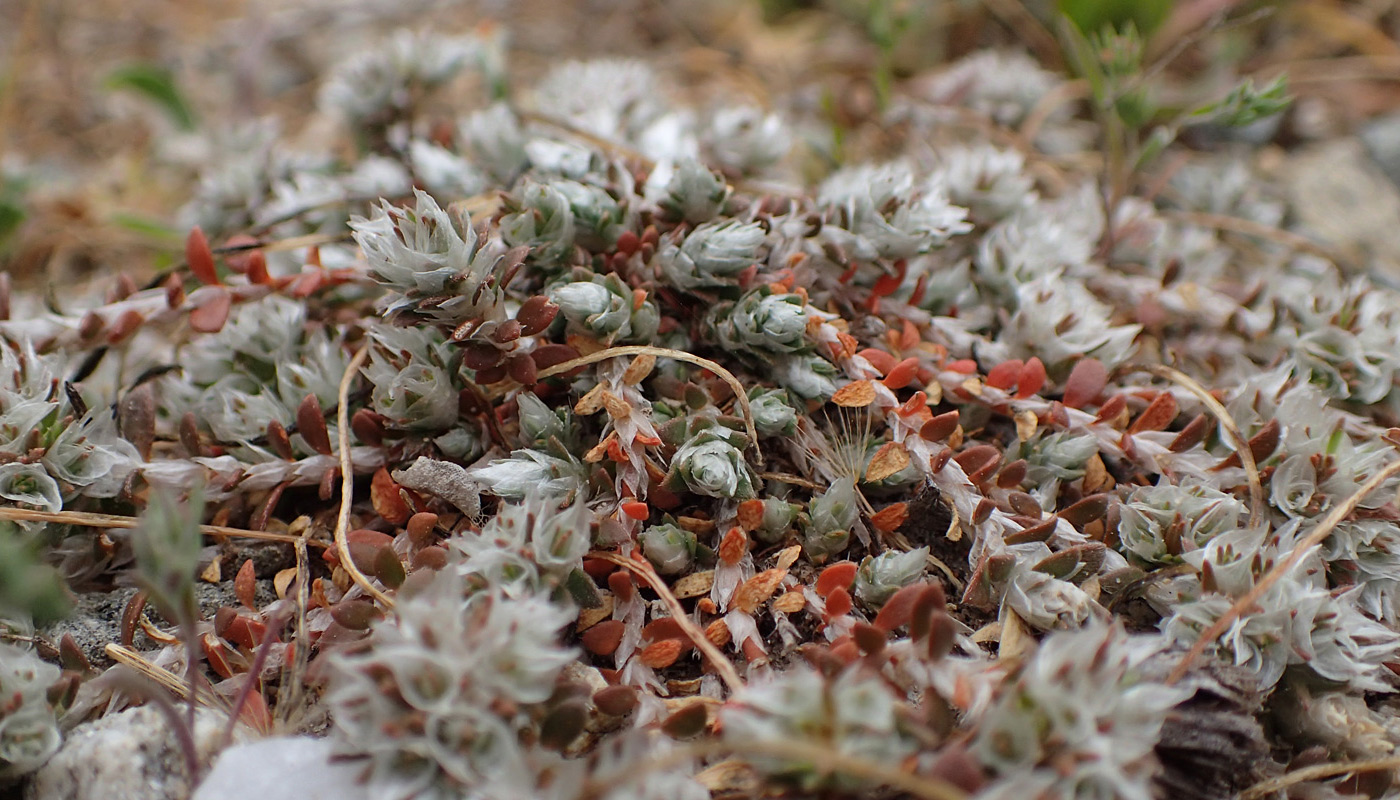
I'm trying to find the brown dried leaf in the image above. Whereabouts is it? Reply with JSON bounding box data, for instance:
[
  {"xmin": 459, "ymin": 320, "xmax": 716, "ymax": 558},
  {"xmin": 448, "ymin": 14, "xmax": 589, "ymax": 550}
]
[
  {"xmin": 774, "ymin": 544, "xmax": 802, "ymax": 571},
  {"xmin": 831, "ymin": 379, "xmax": 876, "ymax": 407},
  {"xmin": 640, "ymin": 639, "xmax": 684, "ymax": 669},
  {"xmin": 274, "ymin": 568, "xmax": 298, "ymax": 600},
  {"xmin": 673, "ymin": 570, "xmax": 714, "ymax": 599},
  {"xmin": 734, "ymin": 568, "xmax": 788, "ymax": 613},
  {"xmin": 235, "ymin": 559, "xmax": 257, "ymax": 610},
  {"xmin": 371, "ymin": 468, "xmax": 412, "ymax": 525},
  {"xmin": 575, "ymin": 383, "xmax": 607, "ymax": 415},
  {"xmin": 772, "ymin": 590, "xmax": 806, "ymax": 613},
  {"xmin": 1128, "ymin": 391, "xmax": 1178, "ymax": 435},
  {"xmin": 864, "ymin": 441, "xmax": 911, "ymax": 483},
  {"xmin": 622, "ymin": 354, "xmax": 656, "ymax": 385},
  {"xmin": 1014, "ymin": 409, "xmax": 1039, "ymax": 442}
]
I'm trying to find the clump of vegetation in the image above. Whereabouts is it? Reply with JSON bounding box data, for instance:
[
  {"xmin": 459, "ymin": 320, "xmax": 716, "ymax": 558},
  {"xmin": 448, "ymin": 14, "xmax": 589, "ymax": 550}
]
[{"xmin": 10, "ymin": 2, "xmax": 1400, "ymax": 798}]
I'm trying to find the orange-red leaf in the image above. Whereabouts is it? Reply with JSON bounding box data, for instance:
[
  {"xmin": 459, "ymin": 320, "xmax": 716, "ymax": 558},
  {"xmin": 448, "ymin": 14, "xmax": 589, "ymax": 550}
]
[
  {"xmin": 371, "ymin": 468, "xmax": 411, "ymax": 525},
  {"xmin": 185, "ymin": 226, "xmax": 220, "ymax": 286}
]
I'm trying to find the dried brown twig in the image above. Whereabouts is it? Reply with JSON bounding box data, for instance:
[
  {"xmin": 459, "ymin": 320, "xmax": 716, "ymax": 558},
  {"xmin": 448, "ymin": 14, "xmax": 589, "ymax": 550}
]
[
  {"xmin": 0, "ymin": 506, "xmax": 329, "ymax": 548},
  {"xmin": 587, "ymin": 550, "xmax": 744, "ymax": 694},
  {"xmin": 335, "ymin": 345, "xmax": 396, "ymax": 610}
]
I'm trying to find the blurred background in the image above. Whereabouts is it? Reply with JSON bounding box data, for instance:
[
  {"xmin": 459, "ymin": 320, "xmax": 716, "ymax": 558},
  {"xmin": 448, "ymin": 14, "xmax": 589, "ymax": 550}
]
[{"xmin": 4, "ymin": 0, "xmax": 1400, "ymax": 288}]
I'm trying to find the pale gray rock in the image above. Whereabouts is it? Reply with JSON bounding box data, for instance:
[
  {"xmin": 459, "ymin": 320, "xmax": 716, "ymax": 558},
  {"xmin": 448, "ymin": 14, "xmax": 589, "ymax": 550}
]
[
  {"xmin": 192, "ymin": 736, "xmax": 369, "ymax": 800},
  {"xmin": 26, "ymin": 706, "xmax": 227, "ymax": 800}
]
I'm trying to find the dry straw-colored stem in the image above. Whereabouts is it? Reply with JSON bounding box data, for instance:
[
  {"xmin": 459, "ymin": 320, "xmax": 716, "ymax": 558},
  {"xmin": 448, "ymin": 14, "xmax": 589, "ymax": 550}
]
[
  {"xmin": 1167, "ymin": 456, "xmax": 1400, "ymax": 684},
  {"xmin": 1239, "ymin": 754, "xmax": 1400, "ymax": 799},
  {"xmin": 0, "ymin": 506, "xmax": 328, "ymax": 548},
  {"xmin": 538, "ymin": 345, "xmax": 763, "ymax": 466},
  {"xmin": 335, "ymin": 346, "xmax": 396, "ymax": 610},
  {"xmin": 586, "ymin": 737, "xmax": 967, "ymax": 800},
  {"xmin": 588, "ymin": 550, "xmax": 744, "ymax": 694},
  {"xmin": 1147, "ymin": 364, "xmax": 1266, "ymax": 527}
]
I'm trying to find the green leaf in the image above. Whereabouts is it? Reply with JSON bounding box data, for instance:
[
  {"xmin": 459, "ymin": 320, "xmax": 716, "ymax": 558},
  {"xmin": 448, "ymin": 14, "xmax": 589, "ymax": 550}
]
[
  {"xmin": 0, "ymin": 524, "xmax": 72, "ymax": 625},
  {"xmin": 1190, "ymin": 75, "xmax": 1292, "ymax": 129},
  {"xmin": 1059, "ymin": 0, "xmax": 1171, "ymax": 37},
  {"xmin": 104, "ymin": 63, "xmax": 198, "ymax": 131}
]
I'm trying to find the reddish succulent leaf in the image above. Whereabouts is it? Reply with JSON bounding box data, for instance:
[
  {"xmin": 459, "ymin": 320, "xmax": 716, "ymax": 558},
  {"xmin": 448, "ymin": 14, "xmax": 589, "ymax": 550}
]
[
  {"xmin": 1169, "ymin": 413, "xmax": 1211, "ymax": 452},
  {"xmin": 235, "ymin": 559, "xmax": 257, "ymax": 610},
  {"xmin": 189, "ymin": 287, "xmax": 232, "ymax": 333},
  {"xmin": 296, "ymin": 394, "xmax": 332, "ymax": 456},
  {"xmin": 1059, "ymin": 493, "xmax": 1110, "ymax": 528},
  {"xmin": 1016, "ymin": 357, "xmax": 1046, "ymax": 398},
  {"xmin": 736, "ymin": 499, "xmax": 765, "ymax": 532},
  {"xmin": 1004, "ymin": 517, "xmax": 1058, "ymax": 545},
  {"xmin": 1008, "ymin": 491, "xmax": 1042, "ymax": 517},
  {"xmin": 986, "ymin": 359, "xmax": 1023, "ymax": 390},
  {"xmin": 406, "ymin": 512, "xmax": 438, "ymax": 546},
  {"xmin": 462, "ymin": 342, "xmax": 504, "ymax": 370},
  {"xmin": 852, "ymin": 622, "xmax": 887, "ymax": 655},
  {"xmin": 996, "ymin": 459, "xmax": 1028, "ymax": 488},
  {"xmin": 607, "ymin": 570, "xmax": 635, "ymax": 604},
  {"xmin": 516, "ymin": 295, "xmax": 559, "ymax": 336},
  {"xmin": 870, "ymin": 502, "xmax": 909, "ymax": 532},
  {"xmin": 507, "ymin": 353, "xmax": 538, "ymax": 386},
  {"xmin": 882, "ymin": 357, "xmax": 920, "ymax": 390},
  {"xmin": 857, "ymin": 348, "xmax": 896, "ymax": 375},
  {"xmin": 581, "ymin": 620, "xmax": 626, "ymax": 656},
  {"xmin": 118, "ymin": 383, "xmax": 156, "ymax": 461},
  {"xmin": 661, "ymin": 702, "xmax": 709, "ymax": 739},
  {"xmin": 185, "ymin": 226, "xmax": 220, "ymax": 286},
  {"xmin": 224, "ymin": 613, "xmax": 267, "ymax": 650},
  {"xmin": 953, "ymin": 445, "xmax": 1002, "ymax": 483},
  {"xmin": 540, "ymin": 700, "xmax": 588, "ymax": 752},
  {"xmin": 531, "ymin": 343, "xmax": 582, "ymax": 373},
  {"xmin": 825, "ymin": 586, "xmax": 853, "ymax": 618},
  {"xmin": 873, "ymin": 582, "xmax": 928, "ymax": 632},
  {"xmin": 1094, "ymin": 394, "xmax": 1128, "ymax": 425},
  {"xmin": 1216, "ymin": 418, "xmax": 1282, "ymax": 469},
  {"xmin": 1127, "ymin": 391, "xmax": 1178, "ymax": 435},
  {"xmin": 816, "ymin": 562, "xmax": 858, "ymax": 597},
  {"xmin": 245, "ymin": 251, "xmax": 272, "ymax": 285},
  {"xmin": 639, "ymin": 639, "xmax": 684, "ymax": 669},
  {"xmin": 59, "ymin": 634, "xmax": 90, "ymax": 673},
  {"xmin": 491, "ymin": 319, "xmax": 523, "ymax": 344},
  {"xmin": 831, "ymin": 380, "xmax": 876, "ymax": 407},
  {"xmin": 372, "ymin": 546, "xmax": 406, "ymax": 589},
  {"xmin": 266, "ymin": 420, "xmax": 293, "ymax": 460},
  {"xmin": 920, "ymin": 410, "xmax": 961, "ymax": 442},
  {"xmin": 331, "ymin": 600, "xmax": 382, "ymax": 630},
  {"xmin": 593, "ymin": 685, "xmax": 639, "ymax": 717},
  {"xmin": 1063, "ymin": 358, "xmax": 1108, "ymax": 409},
  {"xmin": 411, "ymin": 546, "xmax": 448, "ymax": 572},
  {"xmin": 203, "ymin": 634, "xmax": 237, "ymax": 679},
  {"xmin": 946, "ymin": 359, "xmax": 978, "ymax": 374},
  {"xmin": 371, "ymin": 468, "xmax": 412, "ymax": 525},
  {"xmin": 350, "ymin": 409, "xmax": 385, "ymax": 447}
]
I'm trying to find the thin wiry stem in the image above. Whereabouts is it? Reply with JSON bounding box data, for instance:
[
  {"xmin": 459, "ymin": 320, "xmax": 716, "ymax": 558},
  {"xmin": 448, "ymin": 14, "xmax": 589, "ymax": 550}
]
[
  {"xmin": 583, "ymin": 737, "xmax": 968, "ymax": 800},
  {"xmin": 1147, "ymin": 364, "xmax": 1266, "ymax": 528},
  {"xmin": 0, "ymin": 506, "xmax": 328, "ymax": 547},
  {"xmin": 538, "ymin": 345, "xmax": 763, "ymax": 466},
  {"xmin": 335, "ymin": 345, "xmax": 396, "ymax": 610},
  {"xmin": 587, "ymin": 550, "xmax": 744, "ymax": 694},
  {"xmin": 1239, "ymin": 755, "xmax": 1400, "ymax": 799}
]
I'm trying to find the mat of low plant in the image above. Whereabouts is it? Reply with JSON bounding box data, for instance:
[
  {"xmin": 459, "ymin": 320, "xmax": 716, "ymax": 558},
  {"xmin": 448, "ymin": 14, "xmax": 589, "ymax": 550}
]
[{"xmin": 3, "ymin": 7, "xmax": 1400, "ymax": 800}]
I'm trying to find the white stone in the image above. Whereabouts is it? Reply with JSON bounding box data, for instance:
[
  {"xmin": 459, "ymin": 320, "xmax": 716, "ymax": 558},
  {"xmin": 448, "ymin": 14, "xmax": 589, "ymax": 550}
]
[
  {"xmin": 192, "ymin": 736, "xmax": 369, "ymax": 800},
  {"xmin": 26, "ymin": 706, "xmax": 227, "ymax": 800}
]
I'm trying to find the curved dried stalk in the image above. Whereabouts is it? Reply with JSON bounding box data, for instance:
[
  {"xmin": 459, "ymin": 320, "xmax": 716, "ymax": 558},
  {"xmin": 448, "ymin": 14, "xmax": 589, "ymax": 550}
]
[
  {"xmin": 1166, "ymin": 457, "xmax": 1400, "ymax": 684},
  {"xmin": 585, "ymin": 736, "xmax": 968, "ymax": 800},
  {"xmin": 538, "ymin": 345, "xmax": 763, "ymax": 466},
  {"xmin": 1146, "ymin": 364, "xmax": 1266, "ymax": 528},
  {"xmin": 1239, "ymin": 754, "xmax": 1400, "ymax": 800},
  {"xmin": 587, "ymin": 550, "xmax": 744, "ymax": 694},
  {"xmin": 335, "ymin": 346, "xmax": 396, "ymax": 611},
  {"xmin": 0, "ymin": 506, "xmax": 329, "ymax": 548},
  {"xmin": 1160, "ymin": 209, "xmax": 1354, "ymax": 270}
]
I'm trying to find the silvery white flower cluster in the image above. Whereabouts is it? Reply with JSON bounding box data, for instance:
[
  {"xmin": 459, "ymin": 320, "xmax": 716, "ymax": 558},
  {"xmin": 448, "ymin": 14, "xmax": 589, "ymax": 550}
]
[{"xmin": 0, "ymin": 641, "xmax": 61, "ymax": 781}]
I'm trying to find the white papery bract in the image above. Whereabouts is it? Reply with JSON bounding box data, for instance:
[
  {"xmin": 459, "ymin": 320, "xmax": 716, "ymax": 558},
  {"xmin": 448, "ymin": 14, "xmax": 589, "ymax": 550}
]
[{"xmin": 973, "ymin": 621, "xmax": 1189, "ymax": 800}]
